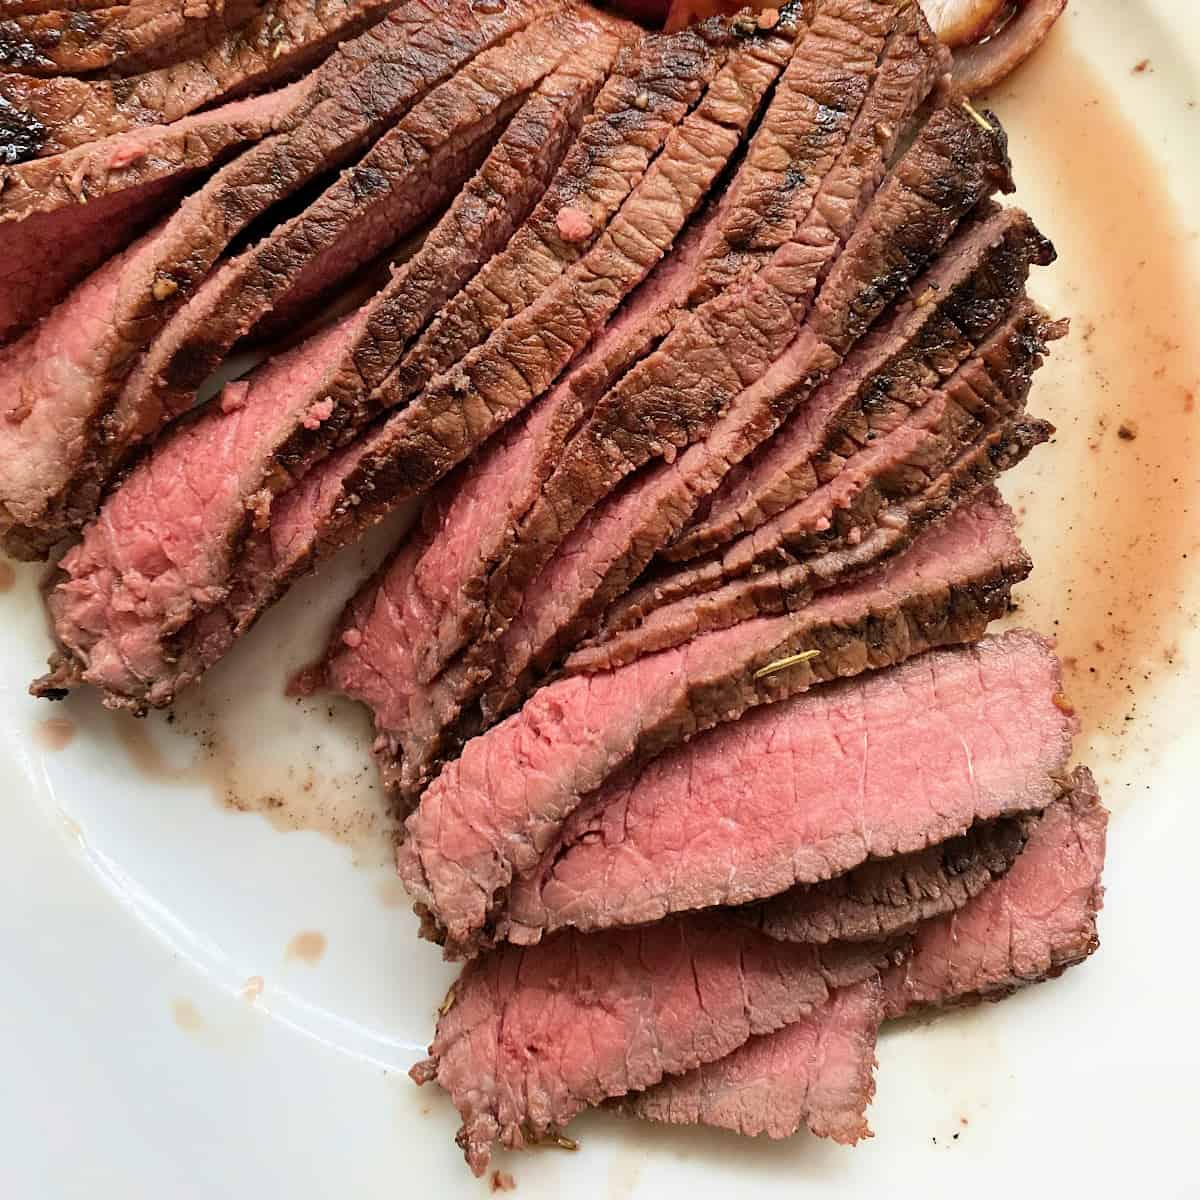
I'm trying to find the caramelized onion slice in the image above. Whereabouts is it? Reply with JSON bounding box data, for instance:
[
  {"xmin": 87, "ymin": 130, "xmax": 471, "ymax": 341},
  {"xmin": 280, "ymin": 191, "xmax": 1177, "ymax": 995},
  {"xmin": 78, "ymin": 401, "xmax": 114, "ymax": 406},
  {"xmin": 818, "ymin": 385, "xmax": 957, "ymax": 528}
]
[
  {"xmin": 951, "ymin": 0, "xmax": 1068, "ymax": 95},
  {"xmin": 918, "ymin": 0, "xmax": 1010, "ymax": 48}
]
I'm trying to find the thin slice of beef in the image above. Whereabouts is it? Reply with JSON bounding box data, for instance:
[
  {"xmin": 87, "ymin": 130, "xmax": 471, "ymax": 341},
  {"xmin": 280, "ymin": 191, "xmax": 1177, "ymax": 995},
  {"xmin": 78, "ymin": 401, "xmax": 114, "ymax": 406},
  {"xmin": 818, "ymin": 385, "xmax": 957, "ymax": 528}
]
[
  {"xmin": 484, "ymin": 13, "xmax": 963, "ymax": 658},
  {"xmin": 477, "ymin": 237, "xmax": 1054, "ymax": 721},
  {"xmin": 49, "ymin": 18, "xmax": 801, "ymax": 708},
  {"xmin": 671, "ymin": 203, "xmax": 1056, "ymax": 558},
  {"xmin": 387, "ymin": 21, "xmax": 745, "ymax": 408},
  {"xmin": 0, "ymin": 0, "xmax": 403, "ymax": 161},
  {"xmin": 618, "ymin": 977, "xmax": 884, "ymax": 1143},
  {"xmin": 30, "ymin": 49, "xmax": 620, "ymax": 712},
  {"xmin": 593, "ymin": 298, "xmax": 1059, "ymax": 642},
  {"xmin": 622, "ymin": 773, "xmax": 1107, "ymax": 1144},
  {"xmin": 684, "ymin": 2, "xmax": 950, "ymax": 306},
  {"xmin": 409, "ymin": 913, "xmax": 893, "ymax": 1175},
  {"xmin": 1, "ymin": 0, "xmax": 552, "ymax": 560},
  {"xmin": 392, "ymin": 493, "xmax": 1030, "ymax": 957},
  {"xmin": 743, "ymin": 814, "xmax": 1029, "ymax": 945},
  {"xmin": 576, "ymin": 435, "xmax": 1048, "ymax": 675},
  {"xmin": 388, "ymin": 0, "xmax": 907, "ymax": 692},
  {"xmin": 360, "ymin": 208, "xmax": 717, "ymax": 722},
  {"xmin": 882, "ymin": 766, "xmax": 1107, "ymax": 1015},
  {"xmin": 117, "ymin": 6, "xmax": 615, "ymax": 436},
  {"xmin": 0, "ymin": 0, "xmax": 267, "ymax": 77},
  {"xmin": 0, "ymin": 81, "xmax": 304, "ymax": 342},
  {"xmin": 496, "ymin": 630, "xmax": 1073, "ymax": 945}
]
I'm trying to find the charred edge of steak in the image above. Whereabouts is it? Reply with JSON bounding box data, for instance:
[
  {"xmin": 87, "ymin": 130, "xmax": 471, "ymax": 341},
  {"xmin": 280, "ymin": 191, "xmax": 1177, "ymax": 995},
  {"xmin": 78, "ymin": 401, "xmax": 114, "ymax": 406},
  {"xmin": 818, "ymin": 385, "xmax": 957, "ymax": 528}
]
[
  {"xmin": 433, "ymin": 556, "xmax": 1033, "ymax": 959},
  {"xmin": 0, "ymin": 92, "xmax": 45, "ymax": 164},
  {"xmin": 742, "ymin": 814, "xmax": 1031, "ymax": 946}
]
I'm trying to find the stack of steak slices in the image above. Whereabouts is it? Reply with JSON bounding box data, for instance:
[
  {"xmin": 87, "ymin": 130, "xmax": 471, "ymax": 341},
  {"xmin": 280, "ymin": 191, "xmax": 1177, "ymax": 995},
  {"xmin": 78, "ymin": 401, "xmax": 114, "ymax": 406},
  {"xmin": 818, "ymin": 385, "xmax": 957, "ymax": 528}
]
[{"xmin": 7, "ymin": 0, "xmax": 1109, "ymax": 1174}]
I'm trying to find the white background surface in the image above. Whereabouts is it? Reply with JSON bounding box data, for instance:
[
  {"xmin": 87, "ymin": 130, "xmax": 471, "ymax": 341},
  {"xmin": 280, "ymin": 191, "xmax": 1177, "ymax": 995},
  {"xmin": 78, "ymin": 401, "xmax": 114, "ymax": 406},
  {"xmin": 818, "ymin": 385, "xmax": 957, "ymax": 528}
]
[{"xmin": 2, "ymin": 3, "xmax": 1198, "ymax": 1196}]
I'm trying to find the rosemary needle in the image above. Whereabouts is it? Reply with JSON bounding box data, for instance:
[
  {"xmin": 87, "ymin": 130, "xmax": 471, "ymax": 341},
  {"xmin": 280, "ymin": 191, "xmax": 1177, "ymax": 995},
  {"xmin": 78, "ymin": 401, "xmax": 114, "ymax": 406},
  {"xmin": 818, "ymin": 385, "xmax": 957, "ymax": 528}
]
[
  {"xmin": 961, "ymin": 98, "xmax": 995, "ymax": 133},
  {"xmin": 753, "ymin": 649, "xmax": 821, "ymax": 680}
]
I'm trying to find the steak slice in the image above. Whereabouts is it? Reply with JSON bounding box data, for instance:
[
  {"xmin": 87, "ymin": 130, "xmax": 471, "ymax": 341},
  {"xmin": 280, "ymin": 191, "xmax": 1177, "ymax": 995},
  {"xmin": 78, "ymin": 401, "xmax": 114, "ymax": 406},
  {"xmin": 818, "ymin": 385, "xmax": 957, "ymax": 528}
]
[
  {"xmin": 485, "ymin": 12, "xmax": 962, "ymax": 658},
  {"xmin": 671, "ymin": 204, "xmax": 1056, "ymax": 558},
  {"xmin": 882, "ymin": 767, "xmax": 1107, "ymax": 1015},
  {"xmin": 478, "ymin": 241, "xmax": 1055, "ymax": 720},
  {"xmin": 388, "ymin": 0, "xmax": 920, "ymax": 693},
  {"xmin": 409, "ymin": 913, "xmax": 893, "ymax": 1175},
  {"xmin": 74, "ymin": 17, "xmax": 800, "ymax": 706},
  {"xmin": 0, "ymin": 0, "xmax": 403, "ymax": 161},
  {"xmin": 590, "ymin": 296, "xmax": 1059, "ymax": 645},
  {"xmin": 742, "ymin": 814, "xmax": 1029, "ymax": 946},
  {"xmin": 30, "ymin": 52, "xmax": 619, "ymax": 712},
  {"xmin": 1, "ymin": 0, "xmax": 552, "ymax": 560},
  {"xmin": 295, "ymin": 15, "xmax": 798, "ymax": 523},
  {"xmin": 497, "ymin": 631, "xmax": 1074, "ymax": 945},
  {"xmin": 624, "ymin": 772, "xmax": 1106, "ymax": 1146},
  {"xmin": 117, "ymin": 6, "xmax": 615, "ymax": 436},
  {"xmin": 618, "ymin": 977, "xmax": 884, "ymax": 1143},
  {"xmin": 393, "ymin": 493, "xmax": 1030, "ymax": 958},
  {"xmin": 0, "ymin": 0, "xmax": 267, "ymax": 77},
  {"xmin": 387, "ymin": 22, "xmax": 743, "ymax": 408},
  {"xmin": 684, "ymin": 2, "xmax": 950, "ymax": 307},
  {"xmin": 0, "ymin": 81, "xmax": 302, "ymax": 342}
]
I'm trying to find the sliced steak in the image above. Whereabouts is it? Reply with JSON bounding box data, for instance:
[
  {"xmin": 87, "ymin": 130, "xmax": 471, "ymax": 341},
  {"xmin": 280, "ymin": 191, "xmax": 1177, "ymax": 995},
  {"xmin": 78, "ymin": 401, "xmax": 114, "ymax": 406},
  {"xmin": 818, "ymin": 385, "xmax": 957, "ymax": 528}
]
[
  {"xmin": 388, "ymin": 22, "xmax": 744, "ymax": 407},
  {"xmin": 58, "ymin": 18, "xmax": 801, "ymax": 706},
  {"xmin": 743, "ymin": 815, "xmax": 1030, "ymax": 946},
  {"xmin": 479, "ymin": 232, "xmax": 1052, "ymax": 720},
  {"xmin": 30, "ymin": 51, "xmax": 620, "ymax": 711},
  {"xmin": 716, "ymin": 304, "xmax": 1057, "ymax": 572},
  {"xmin": 579, "ymin": 431, "xmax": 1047, "ymax": 674},
  {"xmin": 685, "ymin": 0, "xmax": 949, "ymax": 305},
  {"xmin": 1, "ymin": 0, "xmax": 553, "ymax": 560},
  {"xmin": 619, "ymin": 977, "xmax": 884, "ymax": 1143},
  {"xmin": 0, "ymin": 0, "xmax": 403, "ymax": 161},
  {"xmin": 0, "ymin": 0, "xmax": 267, "ymax": 77},
  {"xmin": 624, "ymin": 772, "xmax": 1106, "ymax": 1147},
  {"xmin": 0, "ymin": 81, "xmax": 303, "ymax": 342},
  {"xmin": 672, "ymin": 204, "xmax": 1055, "ymax": 557},
  {"xmin": 393, "ymin": 493, "xmax": 1030, "ymax": 958},
  {"xmin": 409, "ymin": 913, "xmax": 892, "ymax": 1175},
  {"xmin": 310, "ymin": 1, "xmax": 958, "ymax": 768},
  {"xmin": 307, "ymin": 16, "xmax": 797, "ymax": 515},
  {"xmin": 388, "ymin": 0, "xmax": 917, "ymax": 693},
  {"xmin": 360, "ymin": 208, "xmax": 717, "ymax": 722},
  {"xmin": 882, "ymin": 766, "xmax": 1107, "ymax": 1016},
  {"xmin": 118, "ymin": 6, "xmax": 615, "ymax": 437},
  {"xmin": 592, "ymin": 296, "xmax": 1059, "ymax": 644},
  {"xmin": 485, "ymin": 10, "xmax": 961, "ymax": 659},
  {"xmin": 497, "ymin": 630, "xmax": 1074, "ymax": 945}
]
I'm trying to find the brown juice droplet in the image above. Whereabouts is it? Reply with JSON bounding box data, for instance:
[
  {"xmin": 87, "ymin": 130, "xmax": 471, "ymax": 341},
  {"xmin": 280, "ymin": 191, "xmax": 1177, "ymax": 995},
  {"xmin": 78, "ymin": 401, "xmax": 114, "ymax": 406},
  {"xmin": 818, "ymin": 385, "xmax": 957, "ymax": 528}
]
[
  {"xmin": 241, "ymin": 976, "xmax": 265, "ymax": 1003},
  {"xmin": 991, "ymin": 32, "xmax": 1200, "ymax": 742},
  {"xmin": 285, "ymin": 931, "xmax": 327, "ymax": 965},
  {"xmin": 171, "ymin": 998, "xmax": 204, "ymax": 1033},
  {"xmin": 0, "ymin": 560, "xmax": 15, "ymax": 592},
  {"xmin": 35, "ymin": 716, "xmax": 76, "ymax": 751}
]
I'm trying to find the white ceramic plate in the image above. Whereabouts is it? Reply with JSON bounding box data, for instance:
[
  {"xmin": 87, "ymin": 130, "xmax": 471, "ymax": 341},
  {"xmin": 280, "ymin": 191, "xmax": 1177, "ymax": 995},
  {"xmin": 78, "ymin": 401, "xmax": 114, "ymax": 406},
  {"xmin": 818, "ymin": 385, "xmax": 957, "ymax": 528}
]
[{"xmin": 3, "ymin": 5, "xmax": 1198, "ymax": 1195}]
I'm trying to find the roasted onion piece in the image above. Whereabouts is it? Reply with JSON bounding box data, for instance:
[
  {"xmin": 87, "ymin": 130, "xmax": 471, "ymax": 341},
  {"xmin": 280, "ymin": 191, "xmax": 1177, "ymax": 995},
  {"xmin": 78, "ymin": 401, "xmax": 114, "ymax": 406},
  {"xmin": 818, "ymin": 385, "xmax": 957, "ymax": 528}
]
[
  {"xmin": 918, "ymin": 0, "xmax": 1010, "ymax": 47},
  {"xmin": 949, "ymin": 0, "xmax": 1068, "ymax": 94}
]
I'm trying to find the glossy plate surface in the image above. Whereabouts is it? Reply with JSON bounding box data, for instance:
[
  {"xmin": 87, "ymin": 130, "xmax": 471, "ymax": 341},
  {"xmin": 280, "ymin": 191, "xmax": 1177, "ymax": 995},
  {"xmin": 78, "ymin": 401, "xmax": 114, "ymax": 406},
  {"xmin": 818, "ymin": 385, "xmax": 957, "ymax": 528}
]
[{"xmin": 3, "ymin": 5, "xmax": 1198, "ymax": 1195}]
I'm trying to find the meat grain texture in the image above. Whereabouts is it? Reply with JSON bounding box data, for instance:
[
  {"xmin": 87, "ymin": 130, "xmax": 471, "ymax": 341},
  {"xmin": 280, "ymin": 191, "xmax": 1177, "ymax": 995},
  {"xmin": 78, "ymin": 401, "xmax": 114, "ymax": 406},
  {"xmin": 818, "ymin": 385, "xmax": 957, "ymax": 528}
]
[{"xmin": 0, "ymin": 0, "xmax": 1107, "ymax": 1178}]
